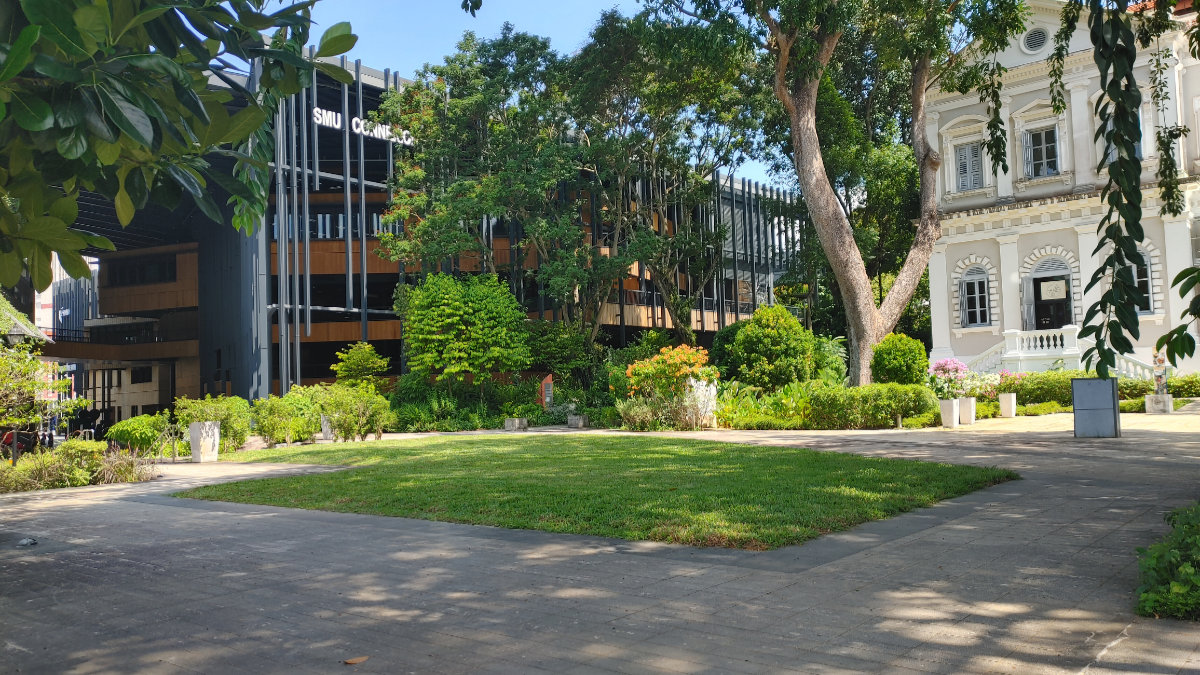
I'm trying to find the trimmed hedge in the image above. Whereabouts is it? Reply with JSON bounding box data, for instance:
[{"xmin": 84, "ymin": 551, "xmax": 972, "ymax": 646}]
[
  {"xmin": 1004, "ymin": 371, "xmax": 1197, "ymax": 406},
  {"xmin": 871, "ymin": 333, "xmax": 929, "ymax": 385},
  {"xmin": 725, "ymin": 383, "xmax": 937, "ymax": 431}
]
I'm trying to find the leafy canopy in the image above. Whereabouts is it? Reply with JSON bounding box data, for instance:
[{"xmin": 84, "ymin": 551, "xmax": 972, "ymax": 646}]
[{"xmin": 0, "ymin": 0, "xmax": 360, "ymax": 290}]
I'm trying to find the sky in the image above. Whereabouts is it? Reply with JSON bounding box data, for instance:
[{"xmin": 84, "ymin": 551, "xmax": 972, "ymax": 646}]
[{"xmin": 308, "ymin": 0, "xmax": 775, "ymax": 184}]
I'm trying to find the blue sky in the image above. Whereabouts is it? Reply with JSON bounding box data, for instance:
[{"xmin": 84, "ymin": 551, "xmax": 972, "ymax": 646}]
[{"xmin": 308, "ymin": 0, "xmax": 774, "ymax": 183}]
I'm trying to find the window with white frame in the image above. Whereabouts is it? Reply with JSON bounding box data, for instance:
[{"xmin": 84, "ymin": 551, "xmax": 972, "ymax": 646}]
[
  {"xmin": 1023, "ymin": 126, "xmax": 1059, "ymax": 178},
  {"xmin": 959, "ymin": 266, "xmax": 990, "ymax": 327},
  {"xmin": 955, "ymin": 142, "xmax": 983, "ymax": 192},
  {"xmin": 1130, "ymin": 249, "xmax": 1152, "ymax": 314}
]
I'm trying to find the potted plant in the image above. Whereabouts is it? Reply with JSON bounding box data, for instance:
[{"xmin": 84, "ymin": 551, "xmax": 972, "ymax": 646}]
[
  {"xmin": 928, "ymin": 358, "xmax": 969, "ymax": 429},
  {"xmin": 997, "ymin": 370, "xmax": 1022, "ymax": 418}
]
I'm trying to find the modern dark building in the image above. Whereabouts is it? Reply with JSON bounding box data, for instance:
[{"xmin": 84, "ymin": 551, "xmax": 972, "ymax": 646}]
[{"xmin": 37, "ymin": 57, "xmax": 811, "ymax": 420}]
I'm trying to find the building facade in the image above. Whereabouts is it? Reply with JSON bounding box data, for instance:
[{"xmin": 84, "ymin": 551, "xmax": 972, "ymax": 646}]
[
  {"xmin": 37, "ymin": 57, "xmax": 808, "ymax": 421},
  {"xmin": 927, "ymin": 0, "xmax": 1200, "ymax": 376}
]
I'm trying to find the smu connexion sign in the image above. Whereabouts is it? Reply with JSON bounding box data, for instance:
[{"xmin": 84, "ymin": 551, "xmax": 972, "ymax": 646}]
[{"xmin": 312, "ymin": 107, "xmax": 414, "ymax": 147}]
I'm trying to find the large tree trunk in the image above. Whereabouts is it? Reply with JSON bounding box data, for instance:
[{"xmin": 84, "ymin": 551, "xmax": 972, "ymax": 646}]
[
  {"xmin": 763, "ymin": 14, "xmax": 944, "ymax": 383},
  {"xmin": 775, "ymin": 32, "xmax": 883, "ymax": 384}
]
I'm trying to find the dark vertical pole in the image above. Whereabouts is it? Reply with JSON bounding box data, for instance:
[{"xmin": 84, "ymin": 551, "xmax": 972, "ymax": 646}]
[
  {"xmin": 356, "ymin": 60, "xmax": 368, "ymax": 341},
  {"xmin": 768, "ymin": 185, "xmax": 776, "ymax": 305},
  {"xmin": 341, "ymin": 56, "xmax": 352, "ymax": 311},
  {"xmin": 310, "ymin": 46, "xmax": 319, "ymax": 192},
  {"xmin": 748, "ymin": 181, "xmax": 759, "ymax": 313},
  {"xmin": 274, "ymin": 104, "xmax": 289, "ymax": 393},
  {"xmin": 289, "ymin": 96, "xmax": 301, "ymax": 383},
  {"xmin": 728, "ymin": 176, "xmax": 740, "ymax": 322},
  {"xmin": 301, "ymin": 82, "xmax": 312, "ymax": 335},
  {"xmin": 714, "ymin": 177, "xmax": 725, "ymax": 330}
]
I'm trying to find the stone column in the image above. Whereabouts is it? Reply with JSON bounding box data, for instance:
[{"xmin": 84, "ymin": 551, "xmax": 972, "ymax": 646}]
[
  {"xmin": 1069, "ymin": 81, "xmax": 1094, "ymax": 192},
  {"xmin": 996, "ymin": 97, "xmax": 1014, "ymax": 204},
  {"xmin": 929, "ymin": 243, "xmax": 954, "ymax": 361},
  {"xmin": 1075, "ymin": 224, "xmax": 1101, "ymax": 321},
  {"xmin": 1163, "ymin": 218, "xmax": 1193, "ymax": 335},
  {"xmin": 997, "ymin": 233, "xmax": 1022, "ymax": 332}
]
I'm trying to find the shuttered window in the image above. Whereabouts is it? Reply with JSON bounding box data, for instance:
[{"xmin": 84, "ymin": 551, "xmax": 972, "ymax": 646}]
[
  {"xmin": 960, "ymin": 267, "xmax": 990, "ymax": 327},
  {"xmin": 1023, "ymin": 126, "xmax": 1059, "ymax": 178},
  {"xmin": 955, "ymin": 142, "xmax": 983, "ymax": 191},
  {"xmin": 1131, "ymin": 250, "xmax": 1152, "ymax": 314}
]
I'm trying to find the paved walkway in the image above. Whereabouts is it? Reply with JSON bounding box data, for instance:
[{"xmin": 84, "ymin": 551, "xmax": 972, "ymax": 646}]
[{"xmin": 2, "ymin": 415, "xmax": 1199, "ymax": 674}]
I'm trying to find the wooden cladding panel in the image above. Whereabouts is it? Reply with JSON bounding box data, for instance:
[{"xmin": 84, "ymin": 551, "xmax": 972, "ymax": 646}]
[
  {"xmin": 271, "ymin": 320, "xmax": 401, "ymax": 344},
  {"xmin": 39, "ymin": 339, "xmax": 201, "ymax": 362},
  {"xmin": 100, "ymin": 251, "xmax": 198, "ymax": 315},
  {"xmin": 271, "ymin": 241, "xmax": 400, "ymax": 276}
]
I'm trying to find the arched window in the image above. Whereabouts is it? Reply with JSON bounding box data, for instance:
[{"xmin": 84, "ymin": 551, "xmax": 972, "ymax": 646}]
[{"xmin": 960, "ymin": 266, "xmax": 990, "ymax": 327}]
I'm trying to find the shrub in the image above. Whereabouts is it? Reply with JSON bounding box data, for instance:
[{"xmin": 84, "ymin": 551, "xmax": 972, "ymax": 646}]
[
  {"xmin": 961, "ymin": 372, "xmax": 1001, "ymax": 401},
  {"xmin": 252, "ymin": 391, "xmax": 322, "ymax": 447},
  {"xmin": 318, "ymin": 384, "xmax": 394, "ymax": 441},
  {"xmin": 174, "ymin": 395, "xmax": 251, "ymax": 453},
  {"xmin": 1017, "ymin": 401, "xmax": 1072, "ymax": 416},
  {"xmin": 813, "ymin": 335, "xmax": 848, "ymax": 385},
  {"xmin": 8, "ymin": 451, "xmax": 90, "ymax": 490},
  {"xmin": 709, "ymin": 320, "xmax": 747, "ymax": 379},
  {"xmin": 93, "ymin": 452, "xmax": 155, "ymax": 485},
  {"xmin": 626, "ymin": 345, "xmax": 719, "ymax": 400},
  {"xmin": 527, "ymin": 319, "xmax": 597, "ymax": 381},
  {"xmin": 331, "ymin": 341, "xmax": 391, "ymax": 391},
  {"xmin": 1119, "ymin": 378, "xmax": 1155, "ymax": 400},
  {"xmin": 1169, "ymin": 374, "xmax": 1200, "ymax": 398},
  {"xmin": 1136, "ymin": 502, "xmax": 1200, "ymax": 619},
  {"xmin": 57, "ymin": 439, "xmax": 106, "ymax": 477},
  {"xmin": 726, "ymin": 305, "xmax": 840, "ymax": 390},
  {"xmin": 927, "ymin": 359, "xmax": 969, "ymax": 400},
  {"xmin": 614, "ymin": 398, "xmax": 663, "ymax": 431},
  {"xmin": 105, "ymin": 413, "xmax": 169, "ymax": 454},
  {"xmin": 609, "ymin": 329, "xmax": 672, "ymax": 367},
  {"xmin": 902, "ymin": 412, "xmax": 939, "ymax": 429},
  {"xmin": 871, "ymin": 334, "xmax": 928, "ymax": 385}
]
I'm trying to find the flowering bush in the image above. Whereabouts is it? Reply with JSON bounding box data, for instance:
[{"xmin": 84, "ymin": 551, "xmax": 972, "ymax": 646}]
[
  {"xmin": 997, "ymin": 370, "xmax": 1027, "ymax": 394},
  {"xmin": 928, "ymin": 358, "xmax": 969, "ymax": 399},
  {"xmin": 625, "ymin": 345, "xmax": 719, "ymax": 400},
  {"xmin": 961, "ymin": 372, "xmax": 1001, "ymax": 401}
]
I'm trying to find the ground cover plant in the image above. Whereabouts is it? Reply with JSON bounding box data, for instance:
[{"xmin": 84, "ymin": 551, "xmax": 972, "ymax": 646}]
[
  {"xmin": 1137, "ymin": 501, "xmax": 1200, "ymax": 619},
  {"xmin": 178, "ymin": 435, "xmax": 1017, "ymax": 550}
]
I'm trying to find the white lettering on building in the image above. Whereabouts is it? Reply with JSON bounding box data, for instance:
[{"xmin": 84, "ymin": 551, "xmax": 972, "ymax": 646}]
[{"xmin": 311, "ymin": 106, "xmax": 414, "ymax": 147}]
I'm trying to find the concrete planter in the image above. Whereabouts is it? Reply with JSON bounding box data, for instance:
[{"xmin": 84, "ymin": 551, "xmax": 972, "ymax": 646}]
[
  {"xmin": 320, "ymin": 415, "xmax": 332, "ymax": 441},
  {"xmin": 1145, "ymin": 394, "xmax": 1174, "ymax": 414},
  {"xmin": 938, "ymin": 399, "xmax": 960, "ymax": 429},
  {"xmin": 503, "ymin": 417, "xmax": 528, "ymax": 431},
  {"xmin": 566, "ymin": 414, "xmax": 588, "ymax": 429},
  {"xmin": 1072, "ymin": 377, "xmax": 1120, "ymax": 438},
  {"xmin": 958, "ymin": 396, "xmax": 977, "ymax": 425},
  {"xmin": 189, "ymin": 421, "xmax": 220, "ymax": 462},
  {"xmin": 999, "ymin": 392, "xmax": 1017, "ymax": 418}
]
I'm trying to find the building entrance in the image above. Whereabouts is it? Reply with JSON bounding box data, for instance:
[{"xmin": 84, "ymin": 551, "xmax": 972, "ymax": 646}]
[{"xmin": 1033, "ymin": 275, "xmax": 1072, "ymax": 329}]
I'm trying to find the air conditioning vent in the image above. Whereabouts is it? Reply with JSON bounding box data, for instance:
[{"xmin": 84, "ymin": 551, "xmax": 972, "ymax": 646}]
[{"xmin": 1024, "ymin": 28, "xmax": 1048, "ymax": 53}]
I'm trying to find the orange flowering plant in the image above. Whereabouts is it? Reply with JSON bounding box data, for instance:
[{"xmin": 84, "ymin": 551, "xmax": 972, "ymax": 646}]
[{"xmin": 625, "ymin": 345, "xmax": 719, "ymax": 400}]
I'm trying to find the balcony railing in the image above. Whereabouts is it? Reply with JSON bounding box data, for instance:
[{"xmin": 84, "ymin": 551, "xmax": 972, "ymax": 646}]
[
  {"xmin": 966, "ymin": 325, "xmax": 1154, "ymax": 379},
  {"xmin": 40, "ymin": 326, "xmax": 190, "ymax": 345}
]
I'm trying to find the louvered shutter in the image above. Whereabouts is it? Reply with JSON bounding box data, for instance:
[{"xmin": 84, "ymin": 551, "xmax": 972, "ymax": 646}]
[
  {"xmin": 1023, "ymin": 131, "xmax": 1033, "ymax": 178},
  {"xmin": 956, "ymin": 144, "xmax": 970, "ymax": 192},
  {"xmin": 1021, "ymin": 276, "xmax": 1035, "ymax": 330},
  {"xmin": 959, "ymin": 278, "xmax": 969, "ymax": 327},
  {"xmin": 969, "ymin": 143, "xmax": 982, "ymax": 189}
]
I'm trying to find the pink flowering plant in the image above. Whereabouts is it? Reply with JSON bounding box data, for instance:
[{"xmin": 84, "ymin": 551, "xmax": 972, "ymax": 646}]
[
  {"xmin": 928, "ymin": 358, "xmax": 969, "ymax": 400},
  {"xmin": 997, "ymin": 370, "xmax": 1027, "ymax": 394}
]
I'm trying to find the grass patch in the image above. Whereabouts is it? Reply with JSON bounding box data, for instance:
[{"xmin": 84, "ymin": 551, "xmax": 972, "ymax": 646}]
[{"xmin": 179, "ymin": 435, "xmax": 1018, "ymax": 550}]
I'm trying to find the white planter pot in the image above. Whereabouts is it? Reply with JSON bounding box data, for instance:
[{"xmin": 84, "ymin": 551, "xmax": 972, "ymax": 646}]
[
  {"xmin": 999, "ymin": 393, "xmax": 1017, "ymax": 418},
  {"xmin": 938, "ymin": 399, "xmax": 960, "ymax": 429},
  {"xmin": 320, "ymin": 415, "xmax": 332, "ymax": 441},
  {"xmin": 958, "ymin": 397, "xmax": 976, "ymax": 425},
  {"xmin": 566, "ymin": 414, "xmax": 588, "ymax": 429},
  {"xmin": 189, "ymin": 421, "xmax": 220, "ymax": 463},
  {"xmin": 503, "ymin": 417, "xmax": 528, "ymax": 431}
]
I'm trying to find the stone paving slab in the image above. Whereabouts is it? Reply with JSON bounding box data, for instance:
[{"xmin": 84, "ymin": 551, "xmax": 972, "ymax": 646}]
[{"xmin": 2, "ymin": 418, "xmax": 1199, "ymax": 674}]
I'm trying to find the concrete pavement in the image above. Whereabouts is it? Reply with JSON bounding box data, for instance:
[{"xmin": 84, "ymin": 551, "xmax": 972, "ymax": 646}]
[{"xmin": 1, "ymin": 415, "xmax": 1198, "ymax": 674}]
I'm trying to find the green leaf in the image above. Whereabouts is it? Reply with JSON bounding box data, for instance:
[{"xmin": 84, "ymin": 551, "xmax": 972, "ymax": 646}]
[
  {"xmin": 221, "ymin": 105, "xmax": 267, "ymax": 145},
  {"xmin": 0, "ymin": 25, "xmax": 41, "ymax": 82},
  {"xmin": 313, "ymin": 59, "xmax": 354, "ymax": 85},
  {"xmin": 113, "ymin": 7, "xmax": 171, "ymax": 43},
  {"xmin": 55, "ymin": 127, "xmax": 88, "ymax": 159},
  {"xmin": 0, "ymin": 247, "xmax": 23, "ymax": 287},
  {"xmin": 97, "ymin": 86, "xmax": 155, "ymax": 146},
  {"xmin": 10, "ymin": 92, "xmax": 53, "ymax": 131},
  {"xmin": 316, "ymin": 22, "xmax": 357, "ymax": 58},
  {"xmin": 93, "ymin": 138, "xmax": 120, "ymax": 165},
  {"xmin": 80, "ymin": 232, "xmax": 115, "ymax": 251},
  {"xmin": 120, "ymin": 53, "xmax": 191, "ymax": 85},
  {"xmin": 57, "ymin": 250, "xmax": 91, "ymax": 279},
  {"xmin": 73, "ymin": 5, "xmax": 110, "ymax": 48},
  {"xmin": 20, "ymin": 0, "xmax": 90, "ymax": 58},
  {"xmin": 49, "ymin": 195, "xmax": 79, "ymax": 225}
]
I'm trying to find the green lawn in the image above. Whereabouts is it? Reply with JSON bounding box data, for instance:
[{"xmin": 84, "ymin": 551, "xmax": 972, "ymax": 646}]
[{"xmin": 178, "ymin": 435, "xmax": 1018, "ymax": 550}]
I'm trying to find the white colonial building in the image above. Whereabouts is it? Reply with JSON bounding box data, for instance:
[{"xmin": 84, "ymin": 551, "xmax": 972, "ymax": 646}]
[{"xmin": 928, "ymin": 0, "xmax": 1200, "ymax": 376}]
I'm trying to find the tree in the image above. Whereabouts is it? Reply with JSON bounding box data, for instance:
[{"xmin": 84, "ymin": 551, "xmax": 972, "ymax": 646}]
[
  {"xmin": 0, "ymin": 342, "xmax": 87, "ymax": 441},
  {"xmin": 331, "ymin": 341, "xmax": 390, "ymax": 389},
  {"xmin": 400, "ymin": 273, "xmax": 531, "ymax": 388},
  {"xmin": 0, "ymin": 1, "xmax": 367, "ymax": 290},
  {"xmin": 647, "ymin": 0, "xmax": 1026, "ymax": 383}
]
